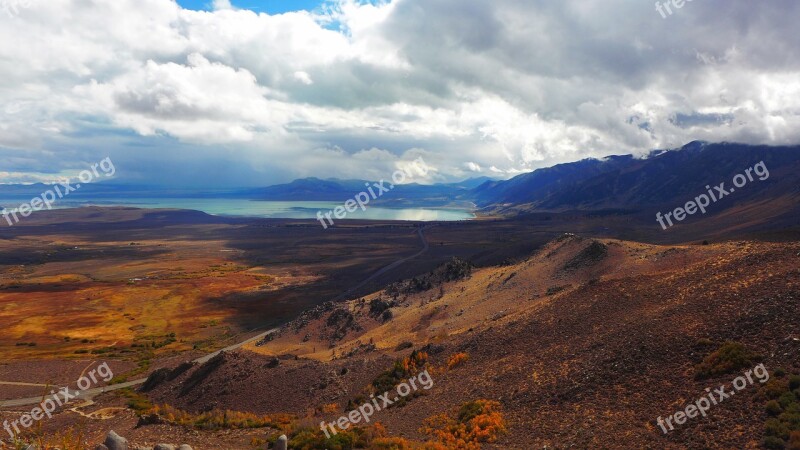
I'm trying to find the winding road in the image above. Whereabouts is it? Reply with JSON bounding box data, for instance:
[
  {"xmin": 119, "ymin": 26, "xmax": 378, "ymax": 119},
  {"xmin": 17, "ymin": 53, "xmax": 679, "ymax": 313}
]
[{"xmin": 1, "ymin": 225, "xmax": 431, "ymax": 408}]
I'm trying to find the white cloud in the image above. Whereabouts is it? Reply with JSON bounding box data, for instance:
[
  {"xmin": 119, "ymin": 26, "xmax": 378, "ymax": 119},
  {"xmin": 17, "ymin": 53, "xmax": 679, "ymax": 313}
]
[
  {"xmin": 212, "ymin": 0, "xmax": 234, "ymax": 11},
  {"xmin": 293, "ymin": 71, "xmax": 314, "ymax": 85},
  {"xmin": 0, "ymin": 0, "xmax": 799, "ymax": 186},
  {"xmin": 465, "ymin": 162, "xmax": 482, "ymax": 172}
]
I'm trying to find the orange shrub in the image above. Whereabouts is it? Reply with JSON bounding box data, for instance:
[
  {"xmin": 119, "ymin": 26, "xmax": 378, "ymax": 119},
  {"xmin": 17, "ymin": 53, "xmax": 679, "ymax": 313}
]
[
  {"xmin": 401, "ymin": 350, "xmax": 429, "ymax": 375},
  {"xmin": 321, "ymin": 403, "xmax": 339, "ymax": 414},
  {"xmin": 447, "ymin": 352, "xmax": 469, "ymax": 370},
  {"xmin": 422, "ymin": 399, "xmax": 506, "ymax": 449},
  {"xmin": 371, "ymin": 436, "xmax": 417, "ymax": 449}
]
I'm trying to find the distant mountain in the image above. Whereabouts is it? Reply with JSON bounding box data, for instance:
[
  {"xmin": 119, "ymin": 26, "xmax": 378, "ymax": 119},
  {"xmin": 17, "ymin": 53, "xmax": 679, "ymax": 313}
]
[
  {"xmin": 241, "ymin": 177, "xmax": 489, "ymax": 208},
  {"xmin": 472, "ymin": 156, "xmax": 635, "ymax": 206},
  {"xmin": 239, "ymin": 178, "xmax": 367, "ymax": 201},
  {"xmin": 6, "ymin": 142, "xmax": 797, "ymax": 221},
  {"xmin": 0, "ymin": 177, "xmax": 492, "ymax": 210},
  {"xmin": 449, "ymin": 176, "xmax": 497, "ymax": 190},
  {"xmin": 475, "ymin": 142, "xmax": 800, "ymax": 217}
]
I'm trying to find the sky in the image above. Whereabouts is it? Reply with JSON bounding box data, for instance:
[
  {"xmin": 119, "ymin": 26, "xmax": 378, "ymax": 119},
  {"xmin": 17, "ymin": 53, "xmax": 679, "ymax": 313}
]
[
  {"xmin": 1, "ymin": 0, "xmax": 799, "ymax": 187},
  {"xmin": 177, "ymin": 0, "xmax": 327, "ymax": 15}
]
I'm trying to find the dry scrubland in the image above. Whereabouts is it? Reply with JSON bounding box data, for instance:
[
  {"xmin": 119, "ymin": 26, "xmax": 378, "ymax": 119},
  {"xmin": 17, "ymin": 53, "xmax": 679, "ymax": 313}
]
[{"xmin": 0, "ymin": 208, "xmax": 798, "ymax": 448}]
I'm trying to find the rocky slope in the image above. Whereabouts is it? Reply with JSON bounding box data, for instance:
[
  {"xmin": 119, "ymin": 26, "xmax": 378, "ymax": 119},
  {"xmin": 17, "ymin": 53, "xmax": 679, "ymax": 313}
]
[{"xmin": 129, "ymin": 235, "xmax": 800, "ymax": 449}]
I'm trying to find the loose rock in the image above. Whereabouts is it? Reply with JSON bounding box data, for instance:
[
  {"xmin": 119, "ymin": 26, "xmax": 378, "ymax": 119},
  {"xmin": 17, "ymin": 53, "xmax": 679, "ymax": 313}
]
[
  {"xmin": 275, "ymin": 434, "xmax": 288, "ymax": 450},
  {"xmin": 104, "ymin": 431, "xmax": 128, "ymax": 450}
]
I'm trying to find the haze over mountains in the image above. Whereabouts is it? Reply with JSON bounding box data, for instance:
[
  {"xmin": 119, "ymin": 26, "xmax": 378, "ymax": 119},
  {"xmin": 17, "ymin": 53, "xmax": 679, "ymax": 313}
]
[{"xmin": 3, "ymin": 142, "xmax": 799, "ymax": 222}]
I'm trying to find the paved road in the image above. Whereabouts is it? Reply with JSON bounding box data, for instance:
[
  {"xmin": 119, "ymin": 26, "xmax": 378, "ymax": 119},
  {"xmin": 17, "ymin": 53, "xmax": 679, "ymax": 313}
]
[{"xmin": 1, "ymin": 226, "xmax": 431, "ymax": 408}]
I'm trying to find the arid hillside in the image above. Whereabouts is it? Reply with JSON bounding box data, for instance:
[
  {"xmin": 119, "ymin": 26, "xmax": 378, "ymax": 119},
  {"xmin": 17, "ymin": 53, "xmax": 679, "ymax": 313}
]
[{"xmin": 109, "ymin": 234, "xmax": 800, "ymax": 449}]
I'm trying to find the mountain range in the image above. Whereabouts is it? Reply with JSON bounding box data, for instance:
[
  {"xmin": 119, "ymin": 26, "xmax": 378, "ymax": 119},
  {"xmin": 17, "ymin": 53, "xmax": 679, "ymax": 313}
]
[{"xmin": 2, "ymin": 142, "xmax": 799, "ymax": 220}]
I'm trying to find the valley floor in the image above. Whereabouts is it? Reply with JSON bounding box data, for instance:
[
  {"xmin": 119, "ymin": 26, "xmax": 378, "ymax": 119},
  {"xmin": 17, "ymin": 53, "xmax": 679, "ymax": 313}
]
[{"xmin": 0, "ymin": 208, "xmax": 798, "ymax": 449}]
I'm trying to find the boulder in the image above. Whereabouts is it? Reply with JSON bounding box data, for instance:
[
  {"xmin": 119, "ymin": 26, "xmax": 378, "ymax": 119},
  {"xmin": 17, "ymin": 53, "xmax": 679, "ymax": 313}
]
[
  {"xmin": 275, "ymin": 435, "xmax": 288, "ymax": 450},
  {"xmin": 154, "ymin": 445, "xmax": 175, "ymax": 450},
  {"xmin": 104, "ymin": 431, "xmax": 128, "ymax": 450}
]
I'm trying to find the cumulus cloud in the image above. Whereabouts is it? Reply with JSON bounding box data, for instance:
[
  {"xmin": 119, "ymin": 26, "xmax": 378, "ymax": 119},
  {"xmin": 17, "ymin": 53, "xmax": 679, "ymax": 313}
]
[
  {"xmin": 212, "ymin": 0, "xmax": 234, "ymax": 11},
  {"xmin": 0, "ymin": 0, "xmax": 798, "ymax": 186}
]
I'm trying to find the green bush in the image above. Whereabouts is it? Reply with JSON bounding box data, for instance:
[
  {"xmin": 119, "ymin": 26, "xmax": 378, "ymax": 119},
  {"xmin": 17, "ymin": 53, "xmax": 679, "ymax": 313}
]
[
  {"xmin": 696, "ymin": 338, "xmax": 714, "ymax": 347},
  {"xmin": 763, "ymin": 373, "xmax": 800, "ymax": 449},
  {"xmin": 694, "ymin": 341, "xmax": 760, "ymax": 380},
  {"xmin": 780, "ymin": 392, "xmax": 798, "ymax": 409},
  {"xmin": 120, "ymin": 388, "xmax": 153, "ymax": 414},
  {"xmin": 763, "ymin": 436, "xmax": 786, "ymax": 449},
  {"xmin": 457, "ymin": 401, "xmax": 486, "ymax": 423},
  {"xmin": 287, "ymin": 426, "xmax": 373, "ymax": 450},
  {"xmin": 766, "ymin": 418, "xmax": 791, "ymax": 440},
  {"xmin": 768, "ymin": 400, "xmax": 785, "ymax": 416}
]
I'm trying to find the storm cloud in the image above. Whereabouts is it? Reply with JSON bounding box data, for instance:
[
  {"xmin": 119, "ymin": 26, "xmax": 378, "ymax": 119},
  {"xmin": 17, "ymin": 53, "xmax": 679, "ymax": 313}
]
[{"xmin": 0, "ymin": 0, "xmax": 798, "ymax": 186}]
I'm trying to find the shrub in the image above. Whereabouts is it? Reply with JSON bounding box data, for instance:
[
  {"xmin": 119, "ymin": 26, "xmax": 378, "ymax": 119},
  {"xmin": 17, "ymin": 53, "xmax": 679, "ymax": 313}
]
[
  {"xmin": 369, "ymin": 299, "xmax": 392, "ymax": 318},
  {"xmin": 422, "ymin": 400, "xmax": 506, "ymax": 448},
  {"xmin": 790, "ymin": 376, "xmax": 800, "ymax": 391},
  {"xmin": 764, "ymin": 436, "xmax": 787, "ymax": 450},
  {"xmin": 447, "ymin": 353, "xmax": 469, "ymax": 370},
  {"xmin": 147, "ymin": 404, "xmax": 293, "ymax": 430},
  {"xmin": 776, "ymin": 368, "xmax": 788, "ymax": 378},
  {"xmin": 767, "ymin": 379, "xmax": 789, "ymax": 399},
  {"xmin": 766, "ymin": 418, "xmax": 791, "ymax": 440},
  {"xmin": 768, "ymin": 400, "xmax": 785, "ymax": 416},
  {"xmin": 321, "ymin": 403, "xmax": 339, "ymax": 414},
  {"xmin": 696, "ymin": 338, "xmax": 714, "ymax": 347},
  {"xmin": 763, "ymin": 372, "xmax": 800, "ymax": 448},
  {"xmin": 371, "ymin": 351, "xmax": 428, "ymax": 394},
  {"xmin": 789, "ymin": 431, "xmax": 800, "ymax": 450},
  {"xmin": 780, "ymin": 392, "xmax": 798, "ymax": 409},
  {"xmin": 694, "ymin": 341, "xmax": 760, "ymax": 380},
  {"xmin": 120, "ymin": 389, "xmax": 152, "ymax": 414},
  {"xmin": 286, "ymin": 424, "xmax": 397, "ymax": 450},
  {"xmin": 370, "ymin": 437, "xmax": 416, "ymax": 449}
]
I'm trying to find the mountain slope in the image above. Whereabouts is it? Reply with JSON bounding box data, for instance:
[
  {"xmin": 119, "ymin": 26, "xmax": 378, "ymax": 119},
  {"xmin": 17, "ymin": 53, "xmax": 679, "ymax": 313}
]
[
  {"xmin": 136, "ymin": 235, "xmax": 800, "ymax": 449},
  {"xmin": 476, "ymin": 142, "xmax": 800, "ymax": 217}
]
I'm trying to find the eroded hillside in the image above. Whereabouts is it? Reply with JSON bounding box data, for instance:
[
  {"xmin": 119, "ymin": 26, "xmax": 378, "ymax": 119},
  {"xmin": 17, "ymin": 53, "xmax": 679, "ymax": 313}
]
[{"xmin": 122, "ymin": 235, "xmax": 800, "ymax": 449}]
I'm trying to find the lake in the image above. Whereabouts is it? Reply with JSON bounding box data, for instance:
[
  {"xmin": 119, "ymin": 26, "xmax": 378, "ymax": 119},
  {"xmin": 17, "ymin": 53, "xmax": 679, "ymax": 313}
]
[{"xmin": 0, "ymin": 197, "xmax": 475, "ymax": 222}]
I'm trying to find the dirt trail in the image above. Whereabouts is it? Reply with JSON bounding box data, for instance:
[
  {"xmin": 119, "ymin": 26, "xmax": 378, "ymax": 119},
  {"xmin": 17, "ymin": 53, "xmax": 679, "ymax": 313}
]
[{"xmin": 333, "ymin": 225, "xmax": 431, "ymax": 301}]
